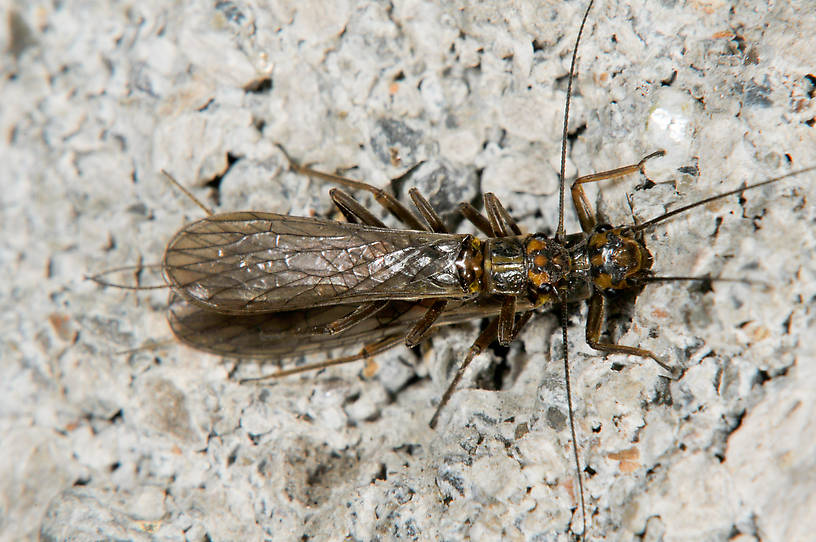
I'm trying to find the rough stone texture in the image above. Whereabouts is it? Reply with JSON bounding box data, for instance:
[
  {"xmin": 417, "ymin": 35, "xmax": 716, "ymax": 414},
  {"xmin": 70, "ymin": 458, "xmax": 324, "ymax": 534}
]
[{"xmin": 1, "ymin": 1, "xmax": 814, "ymax": 541}]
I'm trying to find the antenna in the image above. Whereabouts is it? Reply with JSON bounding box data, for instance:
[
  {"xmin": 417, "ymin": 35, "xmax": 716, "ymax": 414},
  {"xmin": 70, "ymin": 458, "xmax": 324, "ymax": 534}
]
[{"xmin": 557, "ymin": 1, "xmax": 595, "ymax": 538}]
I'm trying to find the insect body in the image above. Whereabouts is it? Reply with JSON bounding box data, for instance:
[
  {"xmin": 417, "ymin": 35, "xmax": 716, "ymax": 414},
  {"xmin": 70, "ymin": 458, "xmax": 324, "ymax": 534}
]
[{"xmin": 160, "ymin": 182, "xmax": 561, "ymax": 370}]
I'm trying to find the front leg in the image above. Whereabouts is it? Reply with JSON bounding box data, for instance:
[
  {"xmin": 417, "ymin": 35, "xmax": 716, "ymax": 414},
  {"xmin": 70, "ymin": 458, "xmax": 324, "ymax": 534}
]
[
  {"xmin": 571, "ymin": 150, "xmax": 665, "ymax": 233},
  {"xmin": 585, "ymin": 292, "xmax": 677, "ymax": 376}
]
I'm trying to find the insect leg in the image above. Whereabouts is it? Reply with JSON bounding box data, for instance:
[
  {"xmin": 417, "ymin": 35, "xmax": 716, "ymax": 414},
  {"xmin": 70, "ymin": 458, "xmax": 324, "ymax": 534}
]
[
  {"xmin": 510, "ymin": 310, "xmax": 534, "ymax": 338},
  {"xmin": 497, "ymin": 296, "xmax": 517, "ymax": 346},
  {"xmin": 322, "ymin": 301, "xmax": 391, "ymax": 335},
  {"xmin": 498, "ymin": 297, "xmax": 535, "ymax": 346},
  {"xmin": 404, "ymin": 299, "xmax": 448, "ymax": 347},
  {"xmin": 458, "ymin": 202, "xmax": 494, "ymax": 236},
  {"xmin": 484, "ymin": 193, "xmax": 522, "ymax": 237},
  {"xmin": 571, "ymin": 150, "xmax": 665, "ymax": 232},
  {"xmin": 429, "ymin": 317, "xmax": 500, "ymax": 428},
  {"xmin": 487, "ymin": 193, "xmax": 522, "ymax": 235},
  {"xmin": 160, "ymin": 170, "xmax": 214, "ymax": 216},
  {"xmin": 585, "ymin": 291, "xmax": 677, "ymax": 376},
  {"xmin": 408, "ymin": 188, "xmax": 448, "ymax": 233},
  {"xmin": 329, "ymin": 188, "xmax": 387, "ymax": 227},
  {"xmin": 288, "ymin": 159, "xmax": 428, "ymax": 231},
  {"xmin": 241, "ymin": 333, "xmax": 406, "ymax": 382}
]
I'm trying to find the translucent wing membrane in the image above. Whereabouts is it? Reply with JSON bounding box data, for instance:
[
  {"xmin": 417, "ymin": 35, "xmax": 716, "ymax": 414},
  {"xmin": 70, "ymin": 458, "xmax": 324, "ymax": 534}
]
[
  {"xmin": 163, "ymin": 212, "xmax": 474, "ymax": 314},
  {"xmin": 167, "ymin": 291, "xmax": 538, "ymax": 359}
]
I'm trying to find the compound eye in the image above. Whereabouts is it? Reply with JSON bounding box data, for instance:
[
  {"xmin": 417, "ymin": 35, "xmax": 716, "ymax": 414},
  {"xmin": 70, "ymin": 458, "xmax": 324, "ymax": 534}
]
[{"xmin": 594, "ymin": 223, "xmax": 612, "ymax": 233}]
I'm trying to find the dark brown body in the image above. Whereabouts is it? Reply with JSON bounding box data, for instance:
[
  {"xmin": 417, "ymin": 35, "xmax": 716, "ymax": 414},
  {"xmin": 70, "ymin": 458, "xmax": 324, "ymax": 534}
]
[{"xmin": 161, "ymin": 194, "xmax": 653, "ymax": 359}]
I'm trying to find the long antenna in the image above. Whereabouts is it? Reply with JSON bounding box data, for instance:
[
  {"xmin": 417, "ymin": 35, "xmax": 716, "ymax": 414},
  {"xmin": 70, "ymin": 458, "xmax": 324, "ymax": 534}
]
[
  {"xmin": 628, "ymin": 167, "xmax": 816, "ymax": 233},
  {"xmin": 556, "ymin": 0, "xmax": 595, "ymax": 242},
  {"xmin": 560, "ymin": 297, "xmax": 586, "ymax": 539},
  {"xmin": 558, "ymin": 1, "xmax": 595, "ymax": 539}
]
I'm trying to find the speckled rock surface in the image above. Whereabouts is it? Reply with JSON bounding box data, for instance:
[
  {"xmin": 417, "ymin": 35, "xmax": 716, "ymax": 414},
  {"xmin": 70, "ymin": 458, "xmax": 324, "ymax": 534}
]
[{"xmin": 2, "ymin": 1, "xmax": 814, "ymax": 541}]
